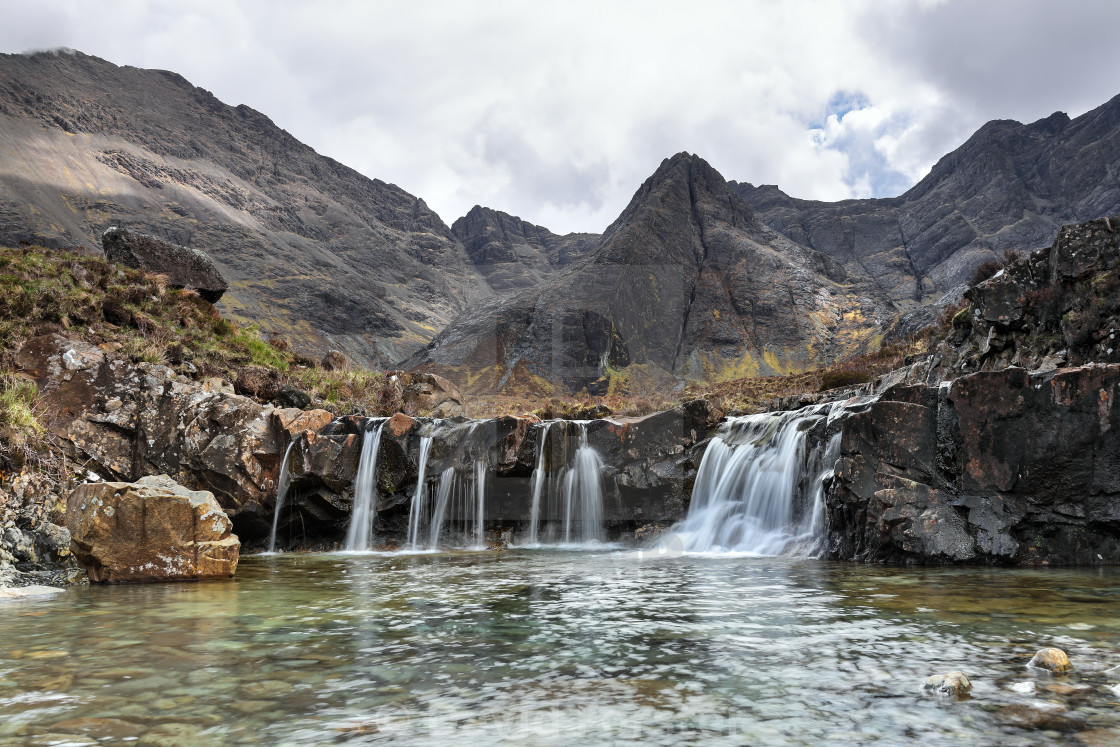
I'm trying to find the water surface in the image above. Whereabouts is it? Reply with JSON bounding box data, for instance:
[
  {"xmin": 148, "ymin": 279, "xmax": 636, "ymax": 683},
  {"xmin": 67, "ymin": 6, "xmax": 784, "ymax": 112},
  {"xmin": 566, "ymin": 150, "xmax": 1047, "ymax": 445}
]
[{"xmin": 3, "ymin": 552, "xmax": 1120, "ymax": 745}]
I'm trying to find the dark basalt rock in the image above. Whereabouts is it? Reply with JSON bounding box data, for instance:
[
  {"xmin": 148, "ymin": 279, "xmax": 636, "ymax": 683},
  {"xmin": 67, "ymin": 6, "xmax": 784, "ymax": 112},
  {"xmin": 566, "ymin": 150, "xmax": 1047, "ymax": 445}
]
[
  {"xmin": 102, "ymin": 227, "xmax": 228, "ymax": 302},
  {"xmin": 825, "ymin": 363, "xmax": 1120, "ymax": 565}
]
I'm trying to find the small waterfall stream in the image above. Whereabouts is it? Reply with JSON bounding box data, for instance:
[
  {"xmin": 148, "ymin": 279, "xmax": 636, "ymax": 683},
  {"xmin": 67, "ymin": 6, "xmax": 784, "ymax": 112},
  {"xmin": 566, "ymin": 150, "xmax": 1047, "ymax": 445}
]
[
  {"xmin": 343, "ymin": 419, "xmax": 386, "ymax": 552},
  {"xmin": 406, "ymin": 436, "xmax": 434, "ymax": 549},
  {"xmin": 670, "ymin": 402, "xmax": 841, "ymax": 556},
  {"xmin": 523, "ymin": 421, "xmax": 607, "ymax": 545},
  {"xmin": 473, "ymin": 457, "xmax": 487, "ymax": 548},
  {"xmin": 267, "ymin": 442, "xmax": 295, "ymax": 553}
]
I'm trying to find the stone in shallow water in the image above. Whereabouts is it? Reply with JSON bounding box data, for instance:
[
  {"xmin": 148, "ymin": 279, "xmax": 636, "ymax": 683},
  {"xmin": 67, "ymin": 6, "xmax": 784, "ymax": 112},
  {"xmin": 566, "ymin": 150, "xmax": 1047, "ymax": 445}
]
[
  {"xmin": 66, "ymin": 475, "xmax": 239, "ymax": 583},
  {"xmin": 0, "ymin": 585, "xmax": 65, "ymax": 601},
  {"xmin": 1029, "ymin": 647, "xmax": 1072, "ymax": 673},
  {"xmin": 922, "ymin": 671, "xmax": 972, "ymax": 697}
]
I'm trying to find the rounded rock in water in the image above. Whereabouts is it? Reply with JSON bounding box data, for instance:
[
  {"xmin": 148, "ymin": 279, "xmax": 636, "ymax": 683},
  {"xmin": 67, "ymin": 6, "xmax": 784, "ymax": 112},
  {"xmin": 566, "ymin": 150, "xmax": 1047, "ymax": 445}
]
[
  {"xmin": 922, "ymin": 671, "xmax": 972, "ymax": 697},
  {"xmin": 1028, "ymin": 647, "xmax": 1072, "ymax": 673}
]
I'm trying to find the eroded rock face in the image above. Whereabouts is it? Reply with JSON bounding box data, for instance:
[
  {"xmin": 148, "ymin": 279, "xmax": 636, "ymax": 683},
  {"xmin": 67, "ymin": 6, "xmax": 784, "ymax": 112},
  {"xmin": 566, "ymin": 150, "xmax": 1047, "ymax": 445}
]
[
  {"xmin": 14, "ymin": 334, "xmax": 334, "ymax": 538},
  {"xmin": 826, "ymin": 364, "xmax": 1120, "ymax": 565},
  {"xmin": 67, "ymin": 475, "xmax": 239, "ymax": 582},
  {"xmin": 102, "ymin": 227, "xmax": 228, "ymax": 303}
]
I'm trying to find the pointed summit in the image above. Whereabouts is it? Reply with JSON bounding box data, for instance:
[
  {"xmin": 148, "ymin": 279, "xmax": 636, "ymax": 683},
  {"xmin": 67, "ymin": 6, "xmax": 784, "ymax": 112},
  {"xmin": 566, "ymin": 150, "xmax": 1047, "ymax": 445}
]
[{"xmin": 407, "ymin": 154, "xmax": 878, "ymax": 394}]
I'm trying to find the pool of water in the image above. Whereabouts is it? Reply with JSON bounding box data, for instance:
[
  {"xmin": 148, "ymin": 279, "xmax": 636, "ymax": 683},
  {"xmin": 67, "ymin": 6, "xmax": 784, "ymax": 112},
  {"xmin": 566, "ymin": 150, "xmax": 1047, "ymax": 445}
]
[{"xmin": 3, "ymin": 551, "xmax": 1120, "ymax": 745}]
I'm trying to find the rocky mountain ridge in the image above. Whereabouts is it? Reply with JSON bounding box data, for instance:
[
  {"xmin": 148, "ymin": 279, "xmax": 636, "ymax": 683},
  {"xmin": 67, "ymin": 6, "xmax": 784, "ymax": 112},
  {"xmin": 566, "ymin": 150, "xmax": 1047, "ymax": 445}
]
[
  {"xmin": 407, "ymin": 153, "xmax": 885, "ymax": 394},
  {"xmin": 733, "ymin": 94, "xmax": 1120, "ymax": 317}
]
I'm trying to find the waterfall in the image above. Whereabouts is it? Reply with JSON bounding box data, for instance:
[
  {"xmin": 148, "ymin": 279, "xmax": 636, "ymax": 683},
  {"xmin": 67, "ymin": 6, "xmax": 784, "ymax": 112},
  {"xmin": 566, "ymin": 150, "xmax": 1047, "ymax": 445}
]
[
  {"xmin": 562, "ymin": 424, "xmax": 605, "ymax": 543},
  {"xmin": 526, "ymin": 422, "xmax": 552, "ymax": 545},
  {"xmin": 406, "ymin": 436, "xmax": 434, "ymax": 549},
  {"xmin": 267, "ymin": 442, "xmax": 295, "ymax": 553},
  {"xmin": 524, "ymin": 421, "xmax": 607, "ymax": 545},
  {"xmin": 427, "ymin": 467, "xmax": 456, "ymax": 549},
  {"xmin": 474, "ymin": 457, "xmax": 487, "ymax": 548},
  {"xmin": 670, "ymin": 402, "xmax": 840, "ymax": 556},
  {"xmin": 343, "ymin": 419, "xmax": 385, "ymax": 552}
]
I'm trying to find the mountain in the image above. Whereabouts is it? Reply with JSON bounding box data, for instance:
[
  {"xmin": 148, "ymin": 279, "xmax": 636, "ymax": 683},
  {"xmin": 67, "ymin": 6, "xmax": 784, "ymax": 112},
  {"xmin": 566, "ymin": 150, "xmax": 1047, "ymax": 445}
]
[
  {"xmin": 732, "ymin": 95, "xmax": 1120, "ymax": 311},
  {"xmin": 406, "ymin": 153, "xmax": 883, "ymax": 394},
  {"xmin": 451, "ymin": 206, "xmax": 599, "ymax": 294},
  {"xmin": 0, "ymin": 50, "xmax": 493, "ymax": 367}
]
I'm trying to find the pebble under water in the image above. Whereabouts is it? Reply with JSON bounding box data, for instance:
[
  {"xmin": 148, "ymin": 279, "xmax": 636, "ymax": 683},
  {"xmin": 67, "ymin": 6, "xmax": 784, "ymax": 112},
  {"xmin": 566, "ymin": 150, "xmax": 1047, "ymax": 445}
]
[{"xmin": 3, "ymin": 552, "xmax": 1120, "ymax": 745}]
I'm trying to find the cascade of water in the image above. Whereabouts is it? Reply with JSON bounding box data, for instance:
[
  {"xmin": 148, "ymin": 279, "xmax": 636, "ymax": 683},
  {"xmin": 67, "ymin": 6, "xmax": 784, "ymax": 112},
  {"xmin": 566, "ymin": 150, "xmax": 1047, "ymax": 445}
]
[
  {"xmin": 474, "ymin": 457, "xmax": 487, "ymax": 548},
  {"xmin": 267, "ymin": 442, "xmax": 295, "ymax": 553},
  {"xmin": 427, "ymin": 467, "xmax": 456, "ymax": 549},
  {"xmin": 671, "ymin": 402, "xmax": 840, "ymax": 555},
  {"xmin": 344, "ymin": 419, "xmax": 385, "ymax": 552},
  {"xmin": 562, "ymin": 423, "xmax": 605, "ymax": 543},
  {"xmin": 406, "ymin": 436, "xmax": 434, "ymax": 549},
  {"xmin": 526, "ymin": 422, "xmax": 553, "ymax": 545}
]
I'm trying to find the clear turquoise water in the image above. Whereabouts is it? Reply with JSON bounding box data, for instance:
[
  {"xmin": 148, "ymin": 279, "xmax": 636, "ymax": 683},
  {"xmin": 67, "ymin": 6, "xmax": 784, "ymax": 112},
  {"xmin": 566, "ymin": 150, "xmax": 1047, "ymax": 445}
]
[{"xmin": 2, "ymin": 551, "xmax": 1120, "ymax": 745}]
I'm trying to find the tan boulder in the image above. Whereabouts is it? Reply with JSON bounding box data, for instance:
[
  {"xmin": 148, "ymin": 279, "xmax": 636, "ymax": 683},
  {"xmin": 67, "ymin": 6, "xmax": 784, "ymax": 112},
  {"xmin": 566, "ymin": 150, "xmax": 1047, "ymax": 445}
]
[
  {"xmin": 1028, "ymin": 647, "xmax": 1072, "ymax": 672},
  {"xmin": 67, "ymin": 475, "xmax": 239, "ymax": 583}
]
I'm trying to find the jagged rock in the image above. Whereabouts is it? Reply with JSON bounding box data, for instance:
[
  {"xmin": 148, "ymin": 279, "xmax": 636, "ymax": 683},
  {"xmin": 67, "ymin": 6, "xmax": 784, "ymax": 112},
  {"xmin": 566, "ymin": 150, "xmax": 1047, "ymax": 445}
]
[
  {"xmin": 13, "ymin": 333, "xmax": 334, "ymax": 540},
  {"xmin": 67, "ymin": 475, "xmax": 239, "ymax": 583},
  {"xmin": 392, "ymin": 371, "xmax": 464, "ymax": 417},
  {"xmin": 102, "ymin": 227, "xmax": 228, "ymax": 303},
  {"xmin": 826, "ymin": 363, "xmax": 1120, "ymax": 565},
  {"xmin": 922, "ymin": 672, "xmax": 972, "ymax": 697},
  {"xmin": 452, "ymin": 205, "xmax": 598, "ymax": 293},
  {"xmin": 275, "ymin": 385, "xmax": 312, "ymax": 410},
  {"xmin": 1029, "ymin": 648, "xmax": 1072, "ymax": 672}
]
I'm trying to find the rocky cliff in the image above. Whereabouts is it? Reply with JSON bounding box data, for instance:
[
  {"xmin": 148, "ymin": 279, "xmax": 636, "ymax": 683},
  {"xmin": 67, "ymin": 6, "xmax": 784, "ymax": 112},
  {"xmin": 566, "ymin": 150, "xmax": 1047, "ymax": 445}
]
[
  {"xmin": 0, "ymin": 50, "xmax": 490, "ymax": 367},
  {"xmin": 451, "ymin": 206, "xmax": 599, "ymax": 294},
  {"xmin": 407, "ymin": 153, "xmax": 885, "ymax": 394},
  {"xmin": 733, "ymin": 95, "xmax": 1120, "ymax": 314}
]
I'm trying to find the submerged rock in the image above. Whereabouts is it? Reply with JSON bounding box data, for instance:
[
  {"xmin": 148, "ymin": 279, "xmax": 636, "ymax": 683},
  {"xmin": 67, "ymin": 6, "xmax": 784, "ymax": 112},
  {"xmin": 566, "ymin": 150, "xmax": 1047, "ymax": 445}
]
[
  {"xmin": 922, "ymin": 671, "xmax": 972, "ymax": 697},
  {"xmin": 102, "ymin": 226, "xmax": 228, "ymax": 303},
  {"xmin": 1028, "ymin": 647, "xmax": 1072, "ymax": 672},
  {"xmin": 67, "ymin": 475, "xmax": 240, "ymax": 583}
]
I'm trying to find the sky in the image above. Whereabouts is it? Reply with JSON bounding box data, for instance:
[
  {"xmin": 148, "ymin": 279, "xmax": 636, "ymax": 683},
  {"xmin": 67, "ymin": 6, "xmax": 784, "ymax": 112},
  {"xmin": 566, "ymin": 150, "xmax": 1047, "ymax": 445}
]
[{"xmin": 3, "ymin": 0, "xmax": 1120, "ymax": 235}]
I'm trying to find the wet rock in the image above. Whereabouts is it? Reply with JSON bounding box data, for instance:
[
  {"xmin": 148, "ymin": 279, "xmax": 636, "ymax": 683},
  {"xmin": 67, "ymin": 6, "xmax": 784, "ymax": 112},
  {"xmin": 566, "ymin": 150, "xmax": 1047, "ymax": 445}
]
[
  {"xmin": 102, "ymin": 226, "xmax": 227, "ymax": 303},
  {"xmin": 0, "ymin": 585, "xmax": 65, "ymax": 600},
  {"xmin": 1029, "ymin": 647, "xmax": 1072, "ymax": 672},
  {"xmin": 67, "ymin": 475, "xmax": 240, "ymax": 583},
  {"xmin": 922, "ymin": 671, "xmax": 972, "ymax": 697}
]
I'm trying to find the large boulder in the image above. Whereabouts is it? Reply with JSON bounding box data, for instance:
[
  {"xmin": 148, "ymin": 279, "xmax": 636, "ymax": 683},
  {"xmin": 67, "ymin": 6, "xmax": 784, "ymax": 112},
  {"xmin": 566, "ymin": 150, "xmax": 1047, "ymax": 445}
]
[
  {"xmin": 102, "ymin": 226, "xmax": 228, "ymax": 303},
  {"xmin": 67, "ymin": 475, "xmax": 239, "ymax": 583}
]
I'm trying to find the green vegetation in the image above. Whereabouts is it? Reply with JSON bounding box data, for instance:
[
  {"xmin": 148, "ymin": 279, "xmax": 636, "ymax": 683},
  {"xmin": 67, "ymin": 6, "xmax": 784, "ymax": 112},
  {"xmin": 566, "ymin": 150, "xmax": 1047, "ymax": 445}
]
[{"xmin": 0, "ymin": 245, "xmax": 404, "ymax": 417}]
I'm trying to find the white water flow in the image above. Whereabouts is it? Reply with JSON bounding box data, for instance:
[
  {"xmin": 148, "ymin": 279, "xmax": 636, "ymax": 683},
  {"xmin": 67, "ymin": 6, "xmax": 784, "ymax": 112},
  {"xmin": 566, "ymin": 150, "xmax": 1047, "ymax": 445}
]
[
  {"xmin": 267, "ymin": 442, "xmax": 295, "ymax": 553},
  {"xmin": 672, "ymin": 402, "xmax": 841, "ymax": 556},
  {"xmin": 526, "ymin": 422, "xmax": 554, "ymax": 545},
  {"xmin": 427, "ymin": 467, "xmax": 457, "ymax": 549},
  {"xmin": 474, "ymin": 457, "xmax": 487, "ymax": 548},
  {"xmin": 344, "ymin": 419, "xmax": 386, "ymax": 552},
  {"xmin": 406, "ymin": 436, "xmax": 434, "ymax": 549},
  {"xmin": 562, "ymin": 424, "xmax": 605, "ymax": 543}
]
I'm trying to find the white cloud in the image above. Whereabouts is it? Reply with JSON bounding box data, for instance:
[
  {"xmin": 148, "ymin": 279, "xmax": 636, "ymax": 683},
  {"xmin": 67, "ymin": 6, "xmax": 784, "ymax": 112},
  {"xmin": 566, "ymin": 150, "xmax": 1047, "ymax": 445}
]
[{"xmin": 1, "ymin": 0, "xmax": 1119, "ymax": 233}]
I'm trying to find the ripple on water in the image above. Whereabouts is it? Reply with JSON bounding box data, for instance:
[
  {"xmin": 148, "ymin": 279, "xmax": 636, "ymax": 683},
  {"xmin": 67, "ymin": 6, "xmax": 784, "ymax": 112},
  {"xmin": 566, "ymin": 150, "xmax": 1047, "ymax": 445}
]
[{"xmin": 0, "ymin": 552, "xmax": 1119, "ymax": 744}]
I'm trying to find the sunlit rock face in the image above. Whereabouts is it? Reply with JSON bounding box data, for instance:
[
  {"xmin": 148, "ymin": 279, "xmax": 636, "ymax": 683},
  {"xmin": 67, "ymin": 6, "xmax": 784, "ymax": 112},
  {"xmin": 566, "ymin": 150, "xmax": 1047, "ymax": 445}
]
[{"xmin": 67, "ymin": 475, "xmax": 240, "ymax": 583}]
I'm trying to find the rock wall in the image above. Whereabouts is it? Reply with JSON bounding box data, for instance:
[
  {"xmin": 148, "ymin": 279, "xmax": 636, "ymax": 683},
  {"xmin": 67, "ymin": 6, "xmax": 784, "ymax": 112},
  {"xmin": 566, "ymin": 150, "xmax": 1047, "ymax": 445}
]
[{"xmin": 826, "ymin": 364, "xmax": 1120, "ymax": 564}]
